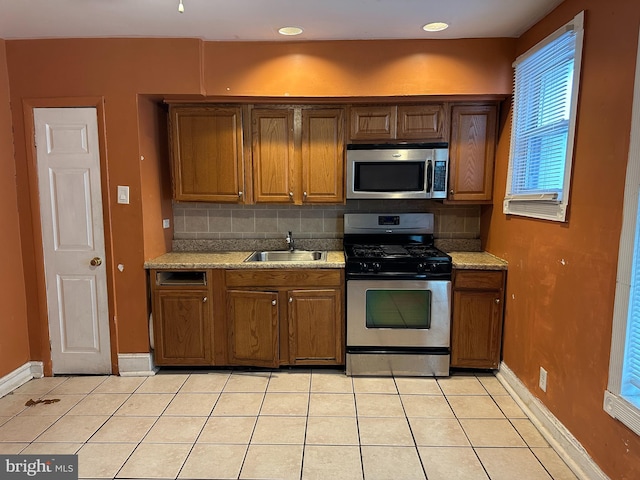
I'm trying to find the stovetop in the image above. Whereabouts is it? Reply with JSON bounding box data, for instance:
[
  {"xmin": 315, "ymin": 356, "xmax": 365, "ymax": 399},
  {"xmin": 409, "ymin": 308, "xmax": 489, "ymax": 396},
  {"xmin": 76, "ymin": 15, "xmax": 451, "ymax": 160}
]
[
  {"xmin": 347, "ymin": 243, "xmax": 450, "ymax": 261},
  {"xmin": 342, "ymin": 212, "xmax": 452, "ymax": 278},
  {"xmin": 344, "ymin": 242, "xmax": 452, "ymax": 278}
]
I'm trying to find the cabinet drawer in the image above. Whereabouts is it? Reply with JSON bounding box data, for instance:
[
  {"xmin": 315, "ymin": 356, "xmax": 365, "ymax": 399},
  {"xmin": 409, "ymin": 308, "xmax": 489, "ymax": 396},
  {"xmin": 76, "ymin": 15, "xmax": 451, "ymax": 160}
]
[
  {"xmin": 454, "ymin": 270, "xmax": 504, "ymax": 290},
  {"xmin": 226, "ymin": 269, "xmax": 343, "ymax": 287}
]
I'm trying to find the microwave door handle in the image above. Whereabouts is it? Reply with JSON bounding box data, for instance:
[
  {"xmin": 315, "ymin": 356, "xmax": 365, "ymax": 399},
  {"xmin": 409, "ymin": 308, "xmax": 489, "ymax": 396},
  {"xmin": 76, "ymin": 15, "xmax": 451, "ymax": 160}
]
[{"xmin": 426, "ymin": 160, "xmax": 433, "ymax": 193}]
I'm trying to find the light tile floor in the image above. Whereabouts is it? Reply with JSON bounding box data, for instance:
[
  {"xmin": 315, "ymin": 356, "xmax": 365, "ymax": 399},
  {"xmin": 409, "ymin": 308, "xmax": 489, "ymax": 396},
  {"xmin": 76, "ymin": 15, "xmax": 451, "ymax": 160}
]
[{"xmin": 0, "ymin": 370, "xmax": 580, "ymax": 480}]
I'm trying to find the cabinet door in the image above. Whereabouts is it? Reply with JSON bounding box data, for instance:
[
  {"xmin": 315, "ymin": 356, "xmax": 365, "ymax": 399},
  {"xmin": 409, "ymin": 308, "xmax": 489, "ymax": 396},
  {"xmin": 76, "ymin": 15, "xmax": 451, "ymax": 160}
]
[
  {"xmin": 449, "ymin": 104, "xmax": 498, "ymax": 202},
  {"xmin": 349, "ymin": 105, "xmax": 397, "ymax": 140},
  {"xmin": 153, "ymin": 290, "xmax": 212, "ymax": 365},
  {"xmin": 288, "ymin": 288, "xmax": 343, "ymax": 365},
  {"xmin": 170, "ymin": 106, "xmax": 244, "ymax": 202},
  {"xmin": 397, "ymin": 104, "xmax": 448, "ymax": 141},
  {"xmin": 227, "ymin": 289, "xmax": 279, "ymax": 367},
  {"xmin": 301, "ymin": 108, "xmax": 345, "ymax": 204},
  {"xmin": 451, "ymin": 290, "xmax": 503, "ymax": 368},
  {"xmin": 252, "ymin": 108, "xmax": 296, "ymax": 203}
]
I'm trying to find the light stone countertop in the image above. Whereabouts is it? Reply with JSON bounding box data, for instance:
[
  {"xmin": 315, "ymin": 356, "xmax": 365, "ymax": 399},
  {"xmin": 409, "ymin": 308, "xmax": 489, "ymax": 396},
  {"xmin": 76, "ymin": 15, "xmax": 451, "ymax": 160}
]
[
  {"xmin": 144, "ymin": 250, "xmax": 346, "ymax": 270},
  {"xmin": 449, "ymin": 251, "xmax": 508, "ymax": 270},
  {"xmin": 145, "ymin": 250, "xmax": 507, "ymax": 271}
]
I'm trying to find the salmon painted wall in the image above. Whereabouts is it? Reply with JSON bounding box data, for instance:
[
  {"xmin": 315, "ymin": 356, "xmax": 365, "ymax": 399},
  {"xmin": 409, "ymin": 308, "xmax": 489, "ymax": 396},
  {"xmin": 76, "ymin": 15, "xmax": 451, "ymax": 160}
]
[
  {"xmin": 138, "ymin": 95, "xmax": 173, "ymax": 260},
  {"xmin": 203, "ymin": 39, "xmax": 515, "ymax": 96},
  {"xmin": 484, "ymin": 1, "xmax": 640, "ymax": 478},
  {"xmin": 0, "ymin": 40, "xmax": 30, "ymax": 377},
  {"xmin": 5, "ymin": 39, "xmax": 203, "ymax": 356},
  {"xmin": 4, "ymin": 37, "xmax": 515, "ymax": 361}
]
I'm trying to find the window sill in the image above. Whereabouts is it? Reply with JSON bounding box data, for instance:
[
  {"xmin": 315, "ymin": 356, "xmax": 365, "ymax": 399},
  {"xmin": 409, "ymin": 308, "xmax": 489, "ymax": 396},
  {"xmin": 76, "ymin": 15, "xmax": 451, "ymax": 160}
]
[
  {"xmin": 503, "ymin": 198, "xmax": 567, "ymax": 222},
  {"xmin": 603, "ymin": 390, "xmax": 640, "ymax": 436}
]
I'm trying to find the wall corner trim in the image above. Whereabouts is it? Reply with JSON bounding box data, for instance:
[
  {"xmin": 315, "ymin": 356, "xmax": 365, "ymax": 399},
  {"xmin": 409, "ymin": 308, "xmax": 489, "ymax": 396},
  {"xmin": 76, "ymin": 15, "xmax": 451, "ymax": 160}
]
[
  {"xmin": 496, "ymin": 362, "xmax": 609, "ymax": 480},
  {"xmin": 117, "ymin": 353, "xmax": 158, "ymax": 377},
  {"xmin": 0, "ymin": 362, "xmax": 44, "ymax": 398}
]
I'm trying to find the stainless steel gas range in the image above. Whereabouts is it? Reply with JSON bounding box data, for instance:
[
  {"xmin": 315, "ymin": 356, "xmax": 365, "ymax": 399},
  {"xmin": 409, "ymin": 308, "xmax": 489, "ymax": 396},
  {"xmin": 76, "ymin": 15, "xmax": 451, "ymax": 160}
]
[{"xmin": 343, "ymin": 212, "xmax": 452, "ymax": 377}]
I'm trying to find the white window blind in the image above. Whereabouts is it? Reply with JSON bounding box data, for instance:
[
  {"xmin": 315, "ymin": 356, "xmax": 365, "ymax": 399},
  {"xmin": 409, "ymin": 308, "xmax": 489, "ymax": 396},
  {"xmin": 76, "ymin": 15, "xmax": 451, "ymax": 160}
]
[
  {"xmin": 622, "ymin": 193, "xmax": 640, "ymax": 410},
  {"xmin": 604, "ymin": 23, "xmax": 640, "ymax": 437},
  {"xmin": 504, "ymin": 12, "xmax": 584, "ymax": 222}
]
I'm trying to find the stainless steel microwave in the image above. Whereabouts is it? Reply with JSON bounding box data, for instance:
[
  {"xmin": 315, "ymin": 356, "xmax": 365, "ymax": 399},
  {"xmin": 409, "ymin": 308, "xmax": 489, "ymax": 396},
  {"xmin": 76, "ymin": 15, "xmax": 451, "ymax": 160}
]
[{"xmin": 346, "ymin": 144, "xmax": 449, "ymax": 200}]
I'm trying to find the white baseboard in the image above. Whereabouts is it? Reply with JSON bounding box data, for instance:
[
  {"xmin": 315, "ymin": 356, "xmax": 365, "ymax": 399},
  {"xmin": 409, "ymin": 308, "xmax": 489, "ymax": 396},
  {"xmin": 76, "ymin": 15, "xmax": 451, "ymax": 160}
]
[
  {"xmin": 117, "ymin": 353, "xmax": 158, "ymax": 377},
  {"xmin": 0, "ymin": 361, "xmax": 44, "ymax": 398},
  {"xmin": 496, "ymin": 362, "xmax": 609, "ymax": 480}
]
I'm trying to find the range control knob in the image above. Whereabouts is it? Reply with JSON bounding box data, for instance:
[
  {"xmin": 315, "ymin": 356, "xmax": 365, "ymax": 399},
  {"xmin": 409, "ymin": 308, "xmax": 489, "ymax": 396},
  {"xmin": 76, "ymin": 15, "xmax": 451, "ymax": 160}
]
[
  {"xmin": 417, "ymin": 263, "xmax": 427, "ymax": 274},
  {"xmin": 372, "ymin": 262, "xmax": 381, "ymax": 273}
]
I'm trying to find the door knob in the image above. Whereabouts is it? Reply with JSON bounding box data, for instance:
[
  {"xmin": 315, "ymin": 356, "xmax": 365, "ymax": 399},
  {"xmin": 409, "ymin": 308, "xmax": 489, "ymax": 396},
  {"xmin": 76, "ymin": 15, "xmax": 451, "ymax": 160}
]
[{"xmin": 90, "ymin": 257, "xmax": 103, "ymax": 267}]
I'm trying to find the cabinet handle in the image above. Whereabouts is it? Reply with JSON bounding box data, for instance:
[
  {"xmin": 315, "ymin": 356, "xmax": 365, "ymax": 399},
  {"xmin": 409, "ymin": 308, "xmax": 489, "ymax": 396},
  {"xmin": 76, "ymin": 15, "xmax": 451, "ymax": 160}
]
[
  {"xmin": 495, "ymin": 298, "xmax": 500, "ymax": 304},
  {"xmin": 289, "ymin": 297, "xmax": 293, "ymax": 303},
  {"xmin": 238, "ymin": 191, "xmax": 243, "ymax": 197},
  {"xmin": 272, "ymin": 299, "xmax": 277, "ymax": 306},
  {"xmin": 303, "ymin": 191, "xmax": 307, "ymax": 199},
  {"xmin": 289, "ymin": 191, "xmax": 294, "ymax": 199},
  {"xmin": 203, "ymin": 297, "xmax": 208, "ymax": 303},
  {"xmin": 449, "ymin": 189, "xmax": 454, "ymax": 195}
]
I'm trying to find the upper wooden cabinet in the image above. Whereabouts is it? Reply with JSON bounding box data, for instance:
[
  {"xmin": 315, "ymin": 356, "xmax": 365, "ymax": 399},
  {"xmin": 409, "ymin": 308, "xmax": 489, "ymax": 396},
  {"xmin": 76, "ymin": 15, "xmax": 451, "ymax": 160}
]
[
  {"xmin": 301, "ymin": 108, "xmax": 345, "ymax": 203},
  {"xmin": 169, "ymin": 106, "xmax": 245, "ymax": 203},
  {"xmin": 251, "ymin": 108, "xmax": 296, "ymax": 203},
  {"xmin": 448, "ymin": 104, "xmax": 498, "ymax": 202},
  {"xmin": 252, "ymin": 106, "xmax": 345, "ymax": 204},
  {"xmin": 349, "ymin": 104, "xmax": 448, "ymax": 142}
]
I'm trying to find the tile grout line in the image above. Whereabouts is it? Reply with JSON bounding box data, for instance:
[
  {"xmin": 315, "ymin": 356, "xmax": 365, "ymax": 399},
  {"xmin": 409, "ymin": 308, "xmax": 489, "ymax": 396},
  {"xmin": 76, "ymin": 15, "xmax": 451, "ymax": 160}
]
[
  {"xmin": 234, "ymin": 370, "xmax": 271, "ymax": 480},
  {"xmin": 173, "ymin": 371, "xmax": 230, "ymax": 480},
  {"xmin": 394, "ymin": 376, "xmax": 428, "ymax": 480},
  {"xmin": 298, "ymin": 371, "xmax": 313, "ymax": 480},
  {"xmin": 109, "ymin": 373, "xmax": 190, "ymax": 480}
]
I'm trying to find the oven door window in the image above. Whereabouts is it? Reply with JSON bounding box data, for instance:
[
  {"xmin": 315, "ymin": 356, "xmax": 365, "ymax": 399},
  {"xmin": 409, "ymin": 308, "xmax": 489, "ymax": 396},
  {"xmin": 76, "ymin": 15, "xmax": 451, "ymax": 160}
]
[{"xmin": 365, "ymin": 289, "xmax": 431, "ymax": 329}]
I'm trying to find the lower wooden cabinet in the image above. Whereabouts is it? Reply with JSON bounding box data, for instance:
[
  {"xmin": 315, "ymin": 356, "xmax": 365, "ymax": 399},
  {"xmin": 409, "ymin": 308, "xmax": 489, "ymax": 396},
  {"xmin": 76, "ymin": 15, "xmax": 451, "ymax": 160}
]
[
  {"xmin": 288, "ymin": 289, "xmax": 343, "ymax": 365},
  {"xmin": 227, "ymin": 290, "xmax": 279, "ymax": 367},
  {"xmin": 451, "ymin": 269, "xmax": 506, "ymax": 369},
  {"xmin": 150, "ymin": 270, "xmax": 213, "ymax": 366},
  {"xmin": 225, "ymin": 269, "xmax": 344, "ymax": 366},
  {"xmin": 150, "ymin": 267, "xmax": 345, "ymax": 368}
]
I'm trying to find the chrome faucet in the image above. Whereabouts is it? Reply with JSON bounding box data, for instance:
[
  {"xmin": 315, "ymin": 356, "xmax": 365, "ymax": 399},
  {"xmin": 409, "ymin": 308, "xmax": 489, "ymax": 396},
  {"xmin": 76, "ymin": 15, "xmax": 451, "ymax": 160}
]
[{"xmin": 286, "ymin": 231, "xmax": 295, "ymax": 252}]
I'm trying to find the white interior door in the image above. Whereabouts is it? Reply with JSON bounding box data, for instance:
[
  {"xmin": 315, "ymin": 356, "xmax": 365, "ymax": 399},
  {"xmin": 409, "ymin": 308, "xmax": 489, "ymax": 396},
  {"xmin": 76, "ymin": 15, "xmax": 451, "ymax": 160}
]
[{"xmin": 34, "ymin": 107, "xmax": 112, "ymax": 374}]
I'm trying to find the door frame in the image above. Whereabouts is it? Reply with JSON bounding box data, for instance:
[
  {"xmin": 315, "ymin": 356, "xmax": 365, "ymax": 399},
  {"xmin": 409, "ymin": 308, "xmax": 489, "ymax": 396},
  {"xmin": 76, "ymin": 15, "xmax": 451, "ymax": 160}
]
[{"xmin": 22, "ymin": 97, "xmax": 118, "ymax": 376}]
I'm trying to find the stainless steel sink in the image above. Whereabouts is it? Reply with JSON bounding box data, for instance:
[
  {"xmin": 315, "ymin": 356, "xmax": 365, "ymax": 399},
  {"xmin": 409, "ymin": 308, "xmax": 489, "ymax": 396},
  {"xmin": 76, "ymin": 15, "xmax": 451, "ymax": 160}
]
[{"xmin": 244, "ymin": 250, "xmax": 327, "ymax": 262}]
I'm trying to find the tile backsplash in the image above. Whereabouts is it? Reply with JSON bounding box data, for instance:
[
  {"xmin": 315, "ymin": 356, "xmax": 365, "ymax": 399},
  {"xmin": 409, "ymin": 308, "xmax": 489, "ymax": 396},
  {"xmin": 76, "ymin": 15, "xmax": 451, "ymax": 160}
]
[{"xmin": 173, "ymin": 200, "xmax": 480, "ymax": 241}]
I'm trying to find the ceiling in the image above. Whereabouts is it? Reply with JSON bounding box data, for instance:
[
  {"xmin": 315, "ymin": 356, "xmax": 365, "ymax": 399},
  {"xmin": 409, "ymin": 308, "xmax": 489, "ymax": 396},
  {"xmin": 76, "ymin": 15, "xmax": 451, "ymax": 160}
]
[{"xmin": 0, "ymin": 0, "xmax": 565, "ymax": 42}]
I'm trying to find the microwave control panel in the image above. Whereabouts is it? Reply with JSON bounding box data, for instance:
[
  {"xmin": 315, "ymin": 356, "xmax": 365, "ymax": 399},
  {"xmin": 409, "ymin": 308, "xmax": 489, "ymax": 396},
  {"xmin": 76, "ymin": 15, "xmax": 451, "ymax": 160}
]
[{"xmin": 433, "ymin": 160, "xmax": 448, "ymax": 192}]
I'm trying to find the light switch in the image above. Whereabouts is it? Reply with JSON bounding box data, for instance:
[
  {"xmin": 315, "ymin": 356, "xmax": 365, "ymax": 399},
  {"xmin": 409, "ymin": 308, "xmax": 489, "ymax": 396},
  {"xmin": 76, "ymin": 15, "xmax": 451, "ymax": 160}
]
[{"xmin": 117, "ymin": 186, "xmax": 130, "ymax": 204}]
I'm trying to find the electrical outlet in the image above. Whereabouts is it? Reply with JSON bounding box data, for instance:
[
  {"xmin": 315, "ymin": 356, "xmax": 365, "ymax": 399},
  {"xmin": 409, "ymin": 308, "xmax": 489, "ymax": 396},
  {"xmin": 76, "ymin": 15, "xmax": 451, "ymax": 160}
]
[
  {"xmin": 539, "ymin": 367, "xmax": 548, "ymax": 392},
  {"xmin": 162, "ymin": 219, "xmax": 170, "ymax": 229}
]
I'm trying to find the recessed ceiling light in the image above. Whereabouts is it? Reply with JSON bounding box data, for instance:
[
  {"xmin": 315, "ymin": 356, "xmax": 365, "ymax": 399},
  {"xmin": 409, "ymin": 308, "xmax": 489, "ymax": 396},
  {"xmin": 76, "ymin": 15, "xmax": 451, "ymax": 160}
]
[
  {"xmin": 423, "ymin": 22, "xmax": 449, "ymax": 32},
  {"xmin": 278, "ymin": 26, "xmax": 304, "ymax": 36}
]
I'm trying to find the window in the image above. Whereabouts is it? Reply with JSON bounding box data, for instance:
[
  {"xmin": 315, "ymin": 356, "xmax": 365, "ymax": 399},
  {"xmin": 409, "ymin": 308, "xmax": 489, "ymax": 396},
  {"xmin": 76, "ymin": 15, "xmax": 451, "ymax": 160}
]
[
  {"xmin": 504, "ymin": 12, "xmax": 584, "ymax": 222},
  {"xmin": 605, "ymin": 26, "xmax": 640, "ymax": 436}
]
